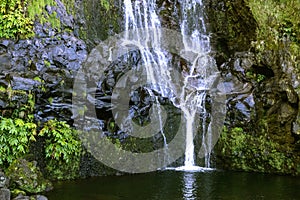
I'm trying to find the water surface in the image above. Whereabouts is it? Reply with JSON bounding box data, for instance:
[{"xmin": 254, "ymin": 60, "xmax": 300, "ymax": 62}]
[{"xmin": 47, "ymin": 170, "xmax": 300, "ymax": 200}]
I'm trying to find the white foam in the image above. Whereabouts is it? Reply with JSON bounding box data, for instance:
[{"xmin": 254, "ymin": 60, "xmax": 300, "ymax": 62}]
[{"xmin": 164, "ymin": 166, "xmax": 215, "ymax": 172}]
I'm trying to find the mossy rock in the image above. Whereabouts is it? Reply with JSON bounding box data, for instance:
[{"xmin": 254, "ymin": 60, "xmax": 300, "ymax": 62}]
[
  {"xmin": 215, "ymin": 127, "xmax": 300, "ymax": 175},
  {"xmin": 6, "ymin": 159, "xmax": 53, "ymax": 194}
]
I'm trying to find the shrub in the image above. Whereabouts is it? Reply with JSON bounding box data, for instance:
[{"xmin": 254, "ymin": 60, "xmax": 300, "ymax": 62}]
[
  {"xmin": 0, "ymin": 117, "xmax": 36, "ymax": 166},
  {"xmin": 0, "ymin": 0, "xmax": 34, "ymax": 39},
  {"xmin": 0, "ymin": 90, "xmax": 36, "ymax": 167},
  {"xmin": 218, "ymin": 127, "xmax": 296, "ymax": 174},
  {"xmin": 39, "ymin": 119, "xmax": 82, "ymax": 180}
]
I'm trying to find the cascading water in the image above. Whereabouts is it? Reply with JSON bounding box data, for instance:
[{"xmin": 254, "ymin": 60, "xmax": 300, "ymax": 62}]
[{"xmin": 123, "ymin": 0, "xmax": 218, "ymax": 170}]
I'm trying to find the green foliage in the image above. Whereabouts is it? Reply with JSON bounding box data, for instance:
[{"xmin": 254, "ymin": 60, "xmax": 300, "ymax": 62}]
[
  {"xmin": 0, "ymin": 90, "xmax": 37, "ymax": 167},
  {"xmin": 0, "ymin": 0, "xmax": 34, "ymax": 39},
  {"xmin": 27, "ymin": 0, "xmax": 61, "ymax": 30},
  {"xmin": 245, "ymin": 70, "xmax": 266, "ymax": 83},
  {"xmin": 248, "ymin": 0, "xmax": 300, "ymax": 60},
  {"xmin": 39, "ymin": 119, "xmax": 82, "ymax": 180},
  {"xmin": 100, "ymin": 0, "xmax": 111, "ymax": 11},
  {"xmin": 0, "ymin": 118, "xmax": 37, "ymax": 166},
  {"xmin": 61, "ymin": 0, "xmax": 75, "ymax": 15},
  {"xmin": 0, "ymin": 0, "xmax": 66, "ymax": 39},
  {"xmin": 218, "ymin": 127, "xmax": 296, "ymax": 174}
]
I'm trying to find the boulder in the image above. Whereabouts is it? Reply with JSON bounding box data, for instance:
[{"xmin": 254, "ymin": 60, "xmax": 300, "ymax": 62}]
[
  {"xmin": 0, "ymin": 169, "xmax": 9, "ymax": 188},
  {"xmin": 0, "ymin": 188, "xmax": 10, "ymax": 200},
  {"xmin": 13, "ymin": 194, "xmax": 30, "ymax": 200},
  {"xmin": 0, "ymin": 169, "xmax": 11, "ymax": 200},
  {"xmin": 6, "ymin": 159, "xmax": 53, "ymax": 194}
]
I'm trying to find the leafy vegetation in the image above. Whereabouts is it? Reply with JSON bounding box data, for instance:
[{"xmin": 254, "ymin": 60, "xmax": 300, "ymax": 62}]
[
  {"xmin": 100, "ymin": 0, "xmax": 111, "ymax": 11},
  {"xmin": 0, "ymin": 90, "xmax": 36, "ymax": 167},
  {"xmin": 39, "ymin": 119, "xmax": 82, "ymax": 180},
  {"xmin": 0, "ymin": 0, "xmax": 63, "ymax": 39},
  {"xmin": 0, "ymin": 86, "xmax": 82, "ymax": 180},
  {"xmin": 0, "ymin": 0, "xmax": 34, "ymax": 39},
  {"xmin": 218, "ymin": 127, "xmax": 299, "ymax": 175},
  {"xmin": 27, "ymin": 0, "xmax": 61, "ymax": 30},
  {"xmin": 245, "ymin": 70, "xmax": 266, "ymax": 83},
  {"xmin": 247, "ymin": 0, "xmax": 300, "ymax": 62},
  {"xmin": 0, "ymin": 118, "xmax": 37, "ymax": 166}
]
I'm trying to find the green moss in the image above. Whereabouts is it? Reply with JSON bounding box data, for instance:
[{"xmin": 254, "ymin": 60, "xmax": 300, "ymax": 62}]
[
  {"xmin": 247, "ymin": 0, "xmax": 300, "ymax": 60},
  {"xmin": 28, "ymin": 0, "xmax": 61, "ymax": 30},
  {"xmin": 48, "ymin": 11, "xmax": 61, "ymax": 29},
  {"xmin": 217, "ymin": 127, "xmax": 298, "ymax": 175},
  {"xmin": 61, "ymin": 0, "xmax": 75, "ymax": 15},
  {"xmin": 80, "ymin": 0, "xmax": 120, "ymax": 47},
  {"xmin": 206, "ymin": 0, "xmax": 257, "ymax": 54},
  {"xmin": 11, "ymin": 189, "xmax": 26, "ymax": 198},
  {"xmin": 6, "ymin": 159, "xmax": 52, "ymax": 194},
  {"xmin": 43, "ymin": 60, "xmax": 51, "ymax": 67},
  {"xmin": 33, "ymin": 76, "xmax": 42, "ymax": 82},
  {"xmin": 100, "ymin": 0, "xmax": 111, "ymax": 11},
  {"xmin": 27, "ymin": 0, "xmax": 55, "ymax": 19}
]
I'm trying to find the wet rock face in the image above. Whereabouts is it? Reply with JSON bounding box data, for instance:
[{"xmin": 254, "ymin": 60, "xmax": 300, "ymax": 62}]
[
  {"xmin": 252, "ymin": 52, "xmax": 299, "ymax": 144},
  {"xmin": 204, "ymin": 0, "xmax": 258, "ymax": 130},
  {"xmin": 207, "ymin": 0, "xmax": 299, "ymax": 145},
  {"xmin": 217, "ymin": 50, "xmax": 298, "ymax": 144},
  {"xmin": 0, "ymin": 27, "xmax": 87, "ymax": 123},
  {"xmin": 205, "ymin": 0, "xmax": 257, "ymax": 55},
  {"xmin": 74, "ymin": 0, "xmax": 122, "ymax": 50},
  {"xmin": 219, "ymin": 52, "xmax": 255, "ymax": 129},
  {"xmin": 0, "ymin": 0, "xmax": 88, "ymax": 122}
]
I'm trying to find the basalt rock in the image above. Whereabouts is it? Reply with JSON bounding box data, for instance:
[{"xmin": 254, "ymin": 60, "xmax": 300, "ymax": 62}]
[
  {"xmin": 13, "ymin": 194, "xmax": 48, "ymax": 200},
  {"xmin": 6, "ymin": 159, "xmax": 53, "ymax": 194},
  {"xmin": 0, "ymin": 169, "xmax": 9, "ymax": 188},
  {"xmin": 1, "ymin": 0, "xmax": 299, "ymax": 177},
  {"xmin": 209, "ymin": 0, "xmax": 300, "ymax": 174},
  {"xmin": 0, "ymin": 169, "xmax": 10, "ymax": 200},
  {"xmin": 0, "ymin": 4, "xmax": 88, "ymax": 123},
  {"xmin": 0, "ymin": 188, "xmax": 10, "ymax": 200}
]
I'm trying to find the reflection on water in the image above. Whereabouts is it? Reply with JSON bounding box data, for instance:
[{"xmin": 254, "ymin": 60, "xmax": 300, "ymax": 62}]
[
  {"xmin": 47, "ymin": 171, "xmax": 300, "ymax": 200},
  {"xmin": 182, "ymin": 172, "xmax": 197, "ymax": 200},
  {"xmin": 182, "ymin": 171, "xmax": 216, "ymax": 200}
]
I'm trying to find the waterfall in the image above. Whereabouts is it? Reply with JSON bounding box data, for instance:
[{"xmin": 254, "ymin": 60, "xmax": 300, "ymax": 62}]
[{"xmin": 123, "ymin": 0, "xmax": 218, "ymax": 170}]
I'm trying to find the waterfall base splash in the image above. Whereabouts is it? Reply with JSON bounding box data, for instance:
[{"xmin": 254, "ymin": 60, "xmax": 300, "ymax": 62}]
[{"xmin": 165, "ymin": 166, "xmax": 215, "ymax": 172}]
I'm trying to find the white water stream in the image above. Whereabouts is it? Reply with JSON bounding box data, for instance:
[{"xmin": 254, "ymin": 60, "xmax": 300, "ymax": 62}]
[{"xmin": 123, "ymin": 0, "xmax": 217, "ymax": 171}]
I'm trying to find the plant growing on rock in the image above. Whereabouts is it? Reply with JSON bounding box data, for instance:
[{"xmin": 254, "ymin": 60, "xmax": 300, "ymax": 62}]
[
  {"xmin": 217, "ymin": 127, "xmax": 298, "ymax": 175},
  {"xmin": 0, "ymin": 90, "xmax": 37, "ymax": 167},
  {"xmin": 27, "ymin": 0, "xmax": 61, "ymax": 30},
  {"xmin": 0, "ymin": 117, "xmax": 37, "ymax": 167},
  {"xmin": 0, "ymin": 0, "xmax": 34, "ymax": 39},
  {"xmin": 6, "ymin": 158, "xmax": 53, "ymax": 194},
  {"xmin": 247, "ymin": 0, "xmax": 300, "ymax": 60},
  {"xmin": 39, "ymin": 119, "xmax": 82, "ymax": 180}
]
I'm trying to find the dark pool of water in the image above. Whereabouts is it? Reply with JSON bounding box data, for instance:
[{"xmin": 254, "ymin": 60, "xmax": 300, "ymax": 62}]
[{"xmin": 46, "ymin": 170, "xmax": 300, "ymax": 200}]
